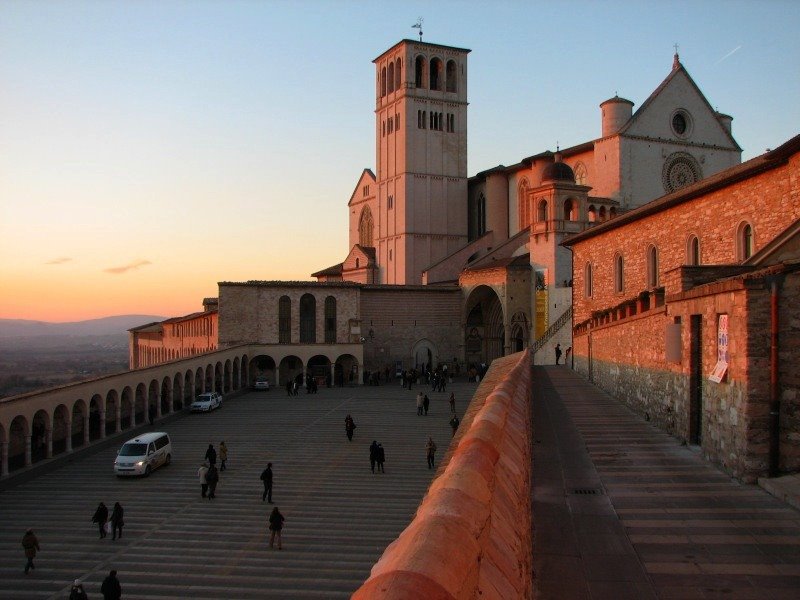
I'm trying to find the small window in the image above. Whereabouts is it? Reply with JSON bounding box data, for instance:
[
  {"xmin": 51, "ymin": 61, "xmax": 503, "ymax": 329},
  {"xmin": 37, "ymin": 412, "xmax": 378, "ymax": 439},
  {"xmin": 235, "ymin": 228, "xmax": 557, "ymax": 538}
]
[
  {"xmin": 388, "ymin": 195, "xmax": 393, "ymax": 209},
  {"xmin": 686, "ymin": 234, "xmax": 700, "ymax": 265},
  {"xmin": 614, "ymin": 253, "xmax": 624, "ymax": 293},
  {"xmin": 445, "ymin": 60, "xmax": 457, "ymax": 92},
  {"xmin": 380, "ymin": 67, "xmax": 386, "ymax": 97},
  {"xmin": 537, "ymin": 199, "xmax": 548, "ymax": 222},
  {"xmin": 389, "ymin": 249, "xmax": 393, "ymax": 261},
  {"xmin": 430, "ymin": 58, "xmax": 443, "ymax": 90},
  {"xmin": 584, "ymin": 263, "xmax": 593, "ymax": 298},
  {"xmin": 395, "ymin": 58, "xmax": 402, "ymax": 90},
  {"xmin": 587, "ymin": 205, "xmax": 597, "ymax": 222},
  {"xmin": 737, "ymin": 222, "xmax": 754, "ymax": 261},
  {"xmin": 387, "ymin": 62, "xmax": 395, "ymax": 94},
  {"xmin": 415, "ymin": 55, "xmax": 425, "ymax": 88},
  {"xmin": 646, "ymin": 245, "xmax": 659, "ymax": 288}
]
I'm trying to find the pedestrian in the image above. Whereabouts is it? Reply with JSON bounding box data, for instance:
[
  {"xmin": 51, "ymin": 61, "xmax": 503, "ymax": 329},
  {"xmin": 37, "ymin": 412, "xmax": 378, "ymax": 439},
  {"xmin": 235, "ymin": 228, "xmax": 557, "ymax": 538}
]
[
  {"xmin": 260, "ymin": 462, "xmax": 273, "ymax": 503},
  {"xmin": 268, "ymin": 506, "xmax": 285, "ymax": 549},
  {"xmin": 426, "ymin": 437, "xmax": 437, "ymax": 469},
  {"xmin": 198, "ymin": 462, "xmax": 209, "ymax": 498},
  {"xmin": 555, "ymin": 343, "xmax": 562, "ymax": 365},
  {"xmin": 423, "ymin": 394, "xmax": 430, "ymax": 415},
  {"xmin": 101, "ymin": 569, "xmax": 122, "ymax": 600},
  {"xmin": 110, "ymin": 502, "xmax": 124, "ymax": 541},
  {"xmin": 219, "ymin": 441, "xmax": 228, "ymax": 471},
  {"xmin": 416, "ymin": 392, "xmax": 424, "ymax": 415},
  {"xmin": 377, "ymin": 443, "xmax": 386, "ymax": 473},
  {"xmin": 449, "ymin": 392, "xmax": 456, "ymax": 414},
  {"xmin": 92, "ymin": 502, "xmax": 109, "ymax": 539},
  {"xmin": 449, "ymin": 415, "xmax": 460, "ymax": 437},
  {"xmin": 22, "ymin": 529, "xmax": 39, "ymax": 574},
  {"xmin": 206, "ymin": 463, "xmax": 219, "ymax": 500},
  {"xmin": 369, "ymin": 440, "xmax": 379, "ymax": 473},
  {"xmin": 205, "ymin": 443, "xmax": 217, "ymax": 466},
  {"xmin": 345, "ymin": 414, "xmax": 356, "ymax": 441},
  {"xmin": 148, "ymin": 403, "xmax": 156, "ymax": 426},
  {"xmin": 69, "ymin": 579, "xmax": 89, "ymax": 600}
]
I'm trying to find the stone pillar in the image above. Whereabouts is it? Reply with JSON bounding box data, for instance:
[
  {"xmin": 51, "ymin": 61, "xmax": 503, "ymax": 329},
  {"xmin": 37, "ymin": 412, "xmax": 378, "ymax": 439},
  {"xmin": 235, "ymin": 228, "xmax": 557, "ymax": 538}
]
[
  {"xmin": 116, "ymin": 403, "xmax": 122, "ymax": 432},
  {"xmin": 330, "ymin": 363, "xmax": 336, "ymax": 387},
  {"xmin": 46, "ymin": 428, "xmax": 53, "ymax": 459},
  {"xmin": 83, "ymin": 416, "xmax": 90, "ymax": 446},
  {"xmin": 66, "ymin": 417, "xmax": 73, "ymax": 453},
  {"xmin": 24, "ymin": 435, "xmax": 32, "ymax": 467},
  {"xmin": 1, "ymin": 441, "xmax": 8, "ymax": 477},
  {"xmin": 156, "ymin": 396, "xmax": 162, "ymax": 418},
  {"xmin": 99, "ymin": 408, "xmax": 106, "ymax": 439}
]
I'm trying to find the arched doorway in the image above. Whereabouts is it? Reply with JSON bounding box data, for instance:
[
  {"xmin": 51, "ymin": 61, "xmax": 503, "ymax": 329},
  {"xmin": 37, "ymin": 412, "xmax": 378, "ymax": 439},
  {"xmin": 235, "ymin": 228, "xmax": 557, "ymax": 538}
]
[
  {"xmin": 307, "ymin": 355, "xmax": 332, "ymax": 387},
  {"xmin": 232, "ymin": 357, "xmax": 240, "ymax": 391},
  {"xmin": 205, "ymin": 364, "xmax": 214, "ymax": 393},
  {"xmin": 135, "ymin": 383, "xmax": 147, "ymax": 425},
  {"xmin": 173, "ymin": 373, "xmax": 183, "ymax": 410},
  {"xmin": 464, "ymin": 285, "xmax": 505, "ymax": 367},
  {"xmin": 89, "ymin": 395, "xmax": 103, "ymax": 441},
  {"xmin": 32, "ymin": 409, "xmax": 50, "ymax": 463},
  {"xmin": 510, "ymin": 311, "xmax": 530, "ymax": 353},
  {"xmin": 250, "ymin": 355, "xmax": 277, "ymax": 388},
  {"xmin": 411, "ymin": 339, "xmax": 437, "ymax": 372},
  {"xmin": 185, "ymin": 370, "xmax": 196, "ymax": 406},
  {"xmin": 335, "ymin": 354, "xmax": 359, "ymax": 387},
  {"xmin": 120, "ymin": 387, "xmax": 133, "ymax": 429},
  {"xmin": 71, "ymin": 399, "xmax": 87, "ymax": 449},
  {"xmin": 278, "ymin": 355, "xmax": 303, "ymax": 387},
  {"xmin": 105, "ymin": 390, "xmax": 119, "ymax": 435},
  {"xmin": 9, "ymin": 416, "xmax": 29, "ymax": 472},
  {"xmin": 161, "ymin": 376, "xmax": 172, "ymax": 416},
  {"xmin": 53, "ymin": 404, "xmax": 70, "ymax": 455},
  {"xmin": 224, "ymin": 359, "xmax": 232, "ymax": 393}
]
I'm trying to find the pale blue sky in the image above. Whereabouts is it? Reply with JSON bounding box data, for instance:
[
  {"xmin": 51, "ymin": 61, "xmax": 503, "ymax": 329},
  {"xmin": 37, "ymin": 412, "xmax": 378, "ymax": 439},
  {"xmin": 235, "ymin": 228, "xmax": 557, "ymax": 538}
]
[{"xmin": 1, "ymin": 1, "xmax": 798, "ymax": 321}]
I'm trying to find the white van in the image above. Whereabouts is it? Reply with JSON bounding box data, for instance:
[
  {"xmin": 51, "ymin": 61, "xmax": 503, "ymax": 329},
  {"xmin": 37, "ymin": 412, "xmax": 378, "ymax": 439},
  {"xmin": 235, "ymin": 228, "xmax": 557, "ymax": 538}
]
[{"xmin": 114, "ymin": 432, "xmax": 172, "ymax": 477}]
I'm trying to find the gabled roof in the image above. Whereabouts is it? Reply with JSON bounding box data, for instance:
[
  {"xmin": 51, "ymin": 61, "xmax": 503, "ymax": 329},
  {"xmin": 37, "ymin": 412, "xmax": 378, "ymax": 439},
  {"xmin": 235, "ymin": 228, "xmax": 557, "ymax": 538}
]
[
  {"xmin": 347, "ymin": 169, "xmax": 376, "ymax": 207},
  {"xmin": 618, "ymin": 58, "xmax": 741, "ymax": 151},
  {"xmin": 311, "ymin": 263, "xmax": 344, "ymax": 278},
  {"xmin": 746, "ymin": 218, "xmax": 800, "ymax": 267},
  {"xmin": 563, "ymin": 133, "xmax": 800, "ymax": 247}
]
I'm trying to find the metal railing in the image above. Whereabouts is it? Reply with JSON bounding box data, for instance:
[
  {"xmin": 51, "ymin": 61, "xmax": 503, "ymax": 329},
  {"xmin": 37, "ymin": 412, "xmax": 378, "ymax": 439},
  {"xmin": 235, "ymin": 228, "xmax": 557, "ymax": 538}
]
[{"xmin": 532, "ymin": 305, "xmax": 572, "ymax": 353}]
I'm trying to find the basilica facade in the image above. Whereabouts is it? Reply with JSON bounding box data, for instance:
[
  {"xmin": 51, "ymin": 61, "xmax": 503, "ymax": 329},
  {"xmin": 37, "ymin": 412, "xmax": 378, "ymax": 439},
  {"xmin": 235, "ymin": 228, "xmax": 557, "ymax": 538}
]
[{"xmin": 131, "ymin": 38, "xmax": 743, "ymax": 381}]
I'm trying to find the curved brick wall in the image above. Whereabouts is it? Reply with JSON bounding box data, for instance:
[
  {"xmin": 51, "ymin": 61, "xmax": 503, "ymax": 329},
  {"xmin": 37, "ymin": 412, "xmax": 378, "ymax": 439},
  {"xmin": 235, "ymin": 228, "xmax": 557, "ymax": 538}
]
[{"xmin": 353, "ymin": 351, "xmax": 532, "ymax": 600}]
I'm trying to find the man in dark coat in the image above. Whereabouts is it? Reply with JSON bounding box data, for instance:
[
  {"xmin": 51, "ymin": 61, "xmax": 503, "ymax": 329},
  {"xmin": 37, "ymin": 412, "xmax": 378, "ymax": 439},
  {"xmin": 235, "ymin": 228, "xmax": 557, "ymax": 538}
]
[
  {"xmin": 92, "ymin": 502, "xmax": 109, "ymax": 539},
  {"xmin": 101, "ymin": 569, "xmax": 122, "ymax": 600},
  {"xmin": 206, "ymin": 464, "xmax": 219, "ymax": 500},
  {"xmin": 22, "ymin": 529, "xmax": 39, "ymax": 574},
  {"xmin": 260, "ymin": 462, "xmax": 273, "ymax": 503},
  {"xmin": 376, "ymin": 444, "xmax": 386, "ymax": 473},
  {"xmin": 369, "ymin": 441, "xmax": 379, "ymax": 473},
  {"xmin": 205, "ymin": 443, "xmax": 216, "ymax": 466}
]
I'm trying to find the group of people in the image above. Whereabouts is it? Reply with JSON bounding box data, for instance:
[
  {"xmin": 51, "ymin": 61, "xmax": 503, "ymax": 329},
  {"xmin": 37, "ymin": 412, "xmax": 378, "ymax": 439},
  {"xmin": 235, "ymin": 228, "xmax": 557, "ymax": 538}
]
[
  {"xmin": 91, "ymin": 502, "xmax": 125, "ymax": 541},
  {"xmin": 67, "ymin": 570, "xmax": 122, "ymax": 600},
  {"xmin": 197, "ymin": 442, "xmax": 226, "ymax": 500},
  {"xmin": 369, "ymin": 440, "xmax": 386, "ymax": 473}
]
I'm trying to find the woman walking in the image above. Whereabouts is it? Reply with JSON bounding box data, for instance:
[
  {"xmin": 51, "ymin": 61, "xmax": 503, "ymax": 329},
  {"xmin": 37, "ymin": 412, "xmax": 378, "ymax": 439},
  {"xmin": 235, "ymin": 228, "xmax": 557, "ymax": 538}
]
[
  {"xmin": 268, "ymin": 506, "xmax": 285, "ymax": 549},
  {"xmin": 92, "ymin": 502, "xmax": 109, "ymax": 539},
  {"xmin": 110, "ymin": 502, "xmax": 124, "ymax": 540}
]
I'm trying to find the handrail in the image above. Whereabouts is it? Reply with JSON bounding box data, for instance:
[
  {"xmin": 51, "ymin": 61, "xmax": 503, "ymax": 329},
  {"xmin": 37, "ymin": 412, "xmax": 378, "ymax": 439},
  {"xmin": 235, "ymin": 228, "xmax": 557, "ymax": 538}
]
[{"xmin": 532, "ymin": 305, "xmax": 572, "ymax": 353}]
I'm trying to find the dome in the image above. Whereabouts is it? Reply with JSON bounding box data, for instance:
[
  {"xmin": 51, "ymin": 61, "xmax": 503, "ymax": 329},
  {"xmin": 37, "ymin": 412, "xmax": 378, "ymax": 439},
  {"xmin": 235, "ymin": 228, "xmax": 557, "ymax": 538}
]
[{"xmin": 541, "ymin": 155, "xmax": 575, "ymax": 184}]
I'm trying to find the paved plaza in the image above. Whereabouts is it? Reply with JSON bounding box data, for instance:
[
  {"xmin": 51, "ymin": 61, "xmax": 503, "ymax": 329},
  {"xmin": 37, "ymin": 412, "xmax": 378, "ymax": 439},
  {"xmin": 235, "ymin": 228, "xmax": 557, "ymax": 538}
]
[
  {"xmin": 533, "ymin": 366, "xmax": 800, "ymax": 600},
  {"xmin": 0, "ymin": 380, "xmax": 464, "ymax": 599}
]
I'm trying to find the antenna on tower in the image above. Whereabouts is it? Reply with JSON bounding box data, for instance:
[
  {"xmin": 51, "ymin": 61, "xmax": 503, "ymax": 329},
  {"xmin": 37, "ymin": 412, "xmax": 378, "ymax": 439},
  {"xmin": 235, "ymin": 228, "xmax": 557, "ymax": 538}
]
[{"xmin": 412, "ymin": 17, "xmax": 423, "ymax": 42}]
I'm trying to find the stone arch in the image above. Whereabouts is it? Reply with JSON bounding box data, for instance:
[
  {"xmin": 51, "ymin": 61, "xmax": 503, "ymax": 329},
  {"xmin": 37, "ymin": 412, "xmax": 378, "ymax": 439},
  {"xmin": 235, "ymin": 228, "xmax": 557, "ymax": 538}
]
[
  {"xmin": 395, "ymin": 57, "xmax": 402, "ymax": 90},
  {"xmin": 599, "ymin": 206, "xmax": 607, "ymax": 221},
  {"xmin": 686, "ymin": 233, "xmax": 701, "ymax": 266},
  {"xmin": 71, "ymin": 399, "xmax": 87, "ymax": 449},
  {"xmin": 224, "ymin": 359, "xmax": 233, "ymax": 393},
  {"xmin": 736, "ymin": 221, "xmax": 754, "ymax": 261},
  {"xmin": 52, "ymin": 404, "xmax": 70, "ymax": 456},
  {"xmin": 173, "ymin": 373, "xmax": 183, "ymax": 410},
  {"xmin": 120, "ymin": 387, "xmax": 133, "ymax": 430},
  {"xmin": 9, "ymin": 415, "xmax": 29, "ymax": 472},
  {"xmin": 335, "ymin": 353, "xmax": 359, "ymax": 386},
  {"xmin": 32, "ymin": 409, "xmax": 50, "ymax": 463},
  {"xmin": 251, "ymin": 355, "xmax": 277, "ymax": 387},
  {"xmin": 135, "ymin": 383, "xmax": 147, "ymax": 425},
  {"xmin": 279, "ymin": 355, "xmax": 303, "ymax": 387},
  {"xmin": 574, "ymin": 162, "xmax": 587, "ymax": 186},
  {"xmin": 646, "ymin": 244, "xmax": 659, "ymax": 288},
  {"xmin": 214, "ymin": 361, "xmax": 223, "ymax": 393},
  {"xmin": 359, "ymin": 206, "xmax": 374, "ymax": 247},
  {"xmin": 380, "ymin": 65, "xmax": 386, "ymax": 96},
  {"xmin": 587, "ymin": 205, "xmax": 597, "ymax": 222},
  {"xmin": 563, "ymin": 197, "xmax": 578, "ymax": 221},
  {"xmin": 232, "ymin": 356, "xmax": 240, "ymax": 391},
  {"xmin": 197, "ymin": 367, "xmax": 206, "ymax": 394},
  {"xmin": 205, "ymin": 364, "xmax": 214, "ymax": 393},
  {"xmin": 510, "ymin": 311, "xmax": 530, "ymax": 352},
  {"xmin": 89, "ymin": 394, "xmax": 103, "ymax": 441},
  {"xmin": 387, "ymin": 61, "xmax": 395, "ymax": 93},
  {"xmin": 161, "ymin": 376, "xmax": 172, "ymax": 416},
  {"xmin": 185, "ymin": 370, "xmax": 196, "ymax": 406},
  {"xmin": 412, "ymin": 339, "xmax": 437, "ymax": 372},
  {"xmin": 537, "ymin": 198, "xmax": 548, "ymax": 222},
  {"xmin": 429, "ymin": 57, "xmax": 443, "ymax": 90},
  {"xmin": 307, "ymin": 354, "xmax": 331, "ymax": 387},
  {"xmin": 464, "ymin": 285, "xmax": 505, "ymax": 366},
  {"xmin": 414, "ymin": 55, "xmax": 426, "ymax": 88},
  {"xmin": 241, "ymin": 353, "xmax": 249, "ymax": 388},
  {"xmin": 300, "ymin": 293, "xmax": 317, "ymax": 343},
  {"xmin": 105, "ymin": 389, "xmax": 119, "ymax": 435},
  {"xmin": 446, "ymin": 59, "xmax": 457, "ymax": 92},
  {"xmin": 148, "ymin": 379, "xmax": 159, "ymax": 421}
]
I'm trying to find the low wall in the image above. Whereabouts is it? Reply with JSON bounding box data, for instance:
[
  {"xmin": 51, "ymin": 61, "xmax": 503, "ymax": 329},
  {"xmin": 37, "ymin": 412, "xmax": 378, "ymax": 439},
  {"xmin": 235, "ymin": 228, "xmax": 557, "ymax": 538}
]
[{"xmin": 352, "ymin": 351, "xmax": 532, "ymax": 600}]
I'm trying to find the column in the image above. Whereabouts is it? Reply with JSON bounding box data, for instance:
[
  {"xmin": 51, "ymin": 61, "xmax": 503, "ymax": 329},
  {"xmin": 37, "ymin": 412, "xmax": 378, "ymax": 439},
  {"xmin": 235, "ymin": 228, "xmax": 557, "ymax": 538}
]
[
  {"xmin": 275, "ymin": 366, "xmax": 281, "ymax": 387},
  {"xmin": 1, "ymin": 441, "xmax": 8, "ymax": 478},
  {"xmin": 66, "ymin": 416, "xmax": 73, "ymax": 453},
  {"xmin": 156, "ymin": 396, "xmax": 163, "ymax": 418},
  {"xmin": 100, "ymin": 408, "xmax": 106, "ymax": 439},
  {"xmin": 330, "ymin": 363, "xmax": 336, "ymax": 388},
  {"xmin": 24, "ymin": 435, "xmax": 32, "ymax": 467},
  {"xmin": 115, "ymin": 404, "xmax": 122, "ymax": 433},
  {"xmin": 46, "ymin": 428, "xmax": 53, "ymax": 459},
  {"xmin": 83, "ymin": 415, "xmax": 90, "ymax": 446}
]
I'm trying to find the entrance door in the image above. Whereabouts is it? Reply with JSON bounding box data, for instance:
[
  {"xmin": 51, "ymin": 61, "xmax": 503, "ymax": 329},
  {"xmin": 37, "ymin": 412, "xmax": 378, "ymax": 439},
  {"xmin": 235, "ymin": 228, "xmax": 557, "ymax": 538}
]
[{"xmin": 689, "ymin": 315, "xmax": 703, "ymax": 445}]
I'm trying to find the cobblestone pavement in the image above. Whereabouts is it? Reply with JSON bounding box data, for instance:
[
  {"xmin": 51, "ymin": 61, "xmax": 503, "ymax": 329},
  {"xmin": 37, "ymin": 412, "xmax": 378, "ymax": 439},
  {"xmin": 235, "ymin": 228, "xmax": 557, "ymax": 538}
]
[
  {"xmin": 532, "ymin": 366, "xmax": 800, "ymax": 600},
  {"xmin": 0, "ymin": 380, "xmax": 464, "ymax": 599}
]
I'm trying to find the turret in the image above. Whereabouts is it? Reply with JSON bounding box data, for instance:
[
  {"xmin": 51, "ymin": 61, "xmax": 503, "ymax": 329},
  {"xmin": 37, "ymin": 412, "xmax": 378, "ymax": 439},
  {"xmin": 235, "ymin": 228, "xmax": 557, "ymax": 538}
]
[{"xmin": 599, "ymin": 95, "xmax": 634, "ymax": 138}]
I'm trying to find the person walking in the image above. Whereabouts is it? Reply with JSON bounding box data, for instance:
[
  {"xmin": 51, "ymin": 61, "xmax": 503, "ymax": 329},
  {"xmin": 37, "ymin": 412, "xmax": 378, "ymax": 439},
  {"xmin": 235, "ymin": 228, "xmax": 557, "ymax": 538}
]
[
  {"xmin": 449, "ymin": 392, "xmax": 456, "ymax": 414},
  {"xmin": 110, "ymin": 502, "xmax": 124, "ymax": 541},
  {"xmin": 416, "ymin": 392, "xmax": 424, "ymax": 416},
  {"xmin": 204, "ymin": 443, "xmax": 217, "ymax": 466},
  {"xmin": 22, "ymin": 529, "xmax": 39, "ymax": 574},
  {"xmin": 92, "ymin": 502, "xmax": 109, "ymax": 539},
  {"xmin": 555, "ymin": 343, "xmax": 562, "ymax": 365},
  {"xmin": 369, "ymin": 441, "xmax": 379, "ymax": 474},
  {"xmin": 345, "ymin": 415, "xmax": 356, "ymax": 441},
  {"xmin": 376, "ymin": 443, "xmax": 386, "ymax": 473},
  {"xmin": 219, "ymin": 441, "xmax": 228, "ymax": 471},
  {"xmin": 426, "ymin": 437, "xmax": 437, "ymax": 469},
  {"xmin": 268, "ymin": 506, "xmax": 285, "ymax": 550},
  {"xmin": 423, "ymin": 394, "xmax": 430, "ymax": 415},
  {"xmin": 69, "ymin": 579, "xmax": 89, "ymax": 600},
  {"xmin": 260, "ymin": 462, "xmax": 273, "ymax": 503},
  {"xmin": 101, "ymin": 570, "xmax": 122, "ymax": 600},
  {"xmin": 449, "ymin": 415, "xmax": 460, "ymax": 437},
  {"xmin": 198, "ymin": 462, "xmax": 209, "ymax": 498},
  {"xmin": 206, "ymin": 463, "xmax": 219, "ymax": 500}
]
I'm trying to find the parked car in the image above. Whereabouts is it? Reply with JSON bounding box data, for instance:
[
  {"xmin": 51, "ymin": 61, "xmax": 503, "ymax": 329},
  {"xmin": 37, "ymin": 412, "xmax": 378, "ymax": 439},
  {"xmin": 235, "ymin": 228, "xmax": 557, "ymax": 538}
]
[
  {"xmin": 254, "ymin": 377, "xmax": 270, "ymax": 391},
  {"xmin": 191, "ymin": 392, "xmax": 222, "ymax": 412},
  {"xmin": 114, "ymin": 432, "xmax": 172, "ymax": 477}
]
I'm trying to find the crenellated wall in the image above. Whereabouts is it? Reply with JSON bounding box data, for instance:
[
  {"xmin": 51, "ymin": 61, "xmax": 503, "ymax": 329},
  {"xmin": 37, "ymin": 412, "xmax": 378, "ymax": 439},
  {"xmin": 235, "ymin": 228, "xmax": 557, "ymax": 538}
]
[{"xmin": 353, "ymin": 350, "xmax": 532, "ymax": 600}]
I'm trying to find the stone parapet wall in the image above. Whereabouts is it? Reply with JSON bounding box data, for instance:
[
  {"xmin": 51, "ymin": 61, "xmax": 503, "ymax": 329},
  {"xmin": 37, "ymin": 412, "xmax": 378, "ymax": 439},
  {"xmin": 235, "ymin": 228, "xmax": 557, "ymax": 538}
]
[{"xmin": 352, "ymin": 350, "xmax": 532, "ymax": 599}]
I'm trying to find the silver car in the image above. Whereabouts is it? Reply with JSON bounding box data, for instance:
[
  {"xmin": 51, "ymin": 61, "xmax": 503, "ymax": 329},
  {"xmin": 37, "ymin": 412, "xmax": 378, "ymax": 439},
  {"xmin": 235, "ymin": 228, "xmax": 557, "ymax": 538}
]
[{"xmin": 191, "ymin": 392, "xmax": 222, "ymax": 412}]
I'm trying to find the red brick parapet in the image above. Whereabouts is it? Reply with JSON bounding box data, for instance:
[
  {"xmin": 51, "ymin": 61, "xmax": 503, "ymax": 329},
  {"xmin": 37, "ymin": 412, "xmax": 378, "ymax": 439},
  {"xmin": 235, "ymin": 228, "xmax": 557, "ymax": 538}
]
[{"xmin": 352, "ymin": 351, "xmax": 532, "ymax": 600}]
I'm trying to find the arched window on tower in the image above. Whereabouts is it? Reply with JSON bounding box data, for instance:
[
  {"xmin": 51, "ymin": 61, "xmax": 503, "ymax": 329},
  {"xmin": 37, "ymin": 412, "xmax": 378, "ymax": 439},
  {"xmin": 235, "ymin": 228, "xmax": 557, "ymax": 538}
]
[
  {"xmin": 537, "ymin": 199, "xmax": 548, "ymax": 222},
  {"xmin": 278, "ymin": 296, "xmax": 291, "ymax": 344},
  {"xmin": 381, "ymin": 67, "xmax": 386, "ymax": 97},
  {"xmin": 587, "ymin": 205, "xmax": 597, "ymax": 223},
  {"xmin": 563, "ymin": 198, "xmax": 578, "ymax": 221},
  {"xmin": 359, "ymin": 206, "xmax": 374, "ymax": 247},
  {"xmin": 446, "ymin": 60, "xmax": 457, "ymax": 92},
  {"xmin": 387, "ymin": 62, "xmax": 395, "ymax": 93},
  {"xmin": 737, "ymin": 222, "xmax": 754, "ymax": 261},
  {"xmin": 574, "ymin": 162, "xmax": 587, "ymax": 186},
  {"xmin": 299, "ymin": 294, "xmax": 316, "ymax": 343},
  {"xmin": 599, "ymin": 206, "xmax": 607, "ymax": 221},
  {"xmin": 429, "ymin": 58, "xmax": 443, "ymax": 90},
  {"xmin": 324, "ymin": 296, "xmax": 337, "ymax": 343},
  {"xmin": 395, "ymin": 58, "xmax": 402, "ymax": 90},
  {"xmin": 614, "ymin": 253, "xmax": 625, "ymax": 293},
  {"xmin": 415, "ymin": 56, "xmax": 425, "ymax": 88},
  {"xmin": 686, "ymin": 234, "xmax": 701, "ymax": 265},
  {"xmin": 518, "ymin": 179, "xmax": 530, "ymax": 228},
  {"xmin": 646, "ymin": 245, "xmax": 659, "ymax": 288}
]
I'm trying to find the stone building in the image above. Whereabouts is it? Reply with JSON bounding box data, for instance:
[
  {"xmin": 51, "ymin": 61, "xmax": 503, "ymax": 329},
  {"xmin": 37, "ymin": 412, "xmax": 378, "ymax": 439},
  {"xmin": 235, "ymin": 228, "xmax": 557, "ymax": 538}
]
[{"xmin": 564, "ymin": 134, "xmax": 800, "ymax": 481}]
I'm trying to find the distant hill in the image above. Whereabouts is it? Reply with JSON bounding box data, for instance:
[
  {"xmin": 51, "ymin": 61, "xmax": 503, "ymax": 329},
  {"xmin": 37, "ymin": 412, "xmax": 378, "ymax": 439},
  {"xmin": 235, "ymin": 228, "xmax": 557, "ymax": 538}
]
[{"xmin": 0, "ymin": 315, "xmax": 167, "ymax": 338}]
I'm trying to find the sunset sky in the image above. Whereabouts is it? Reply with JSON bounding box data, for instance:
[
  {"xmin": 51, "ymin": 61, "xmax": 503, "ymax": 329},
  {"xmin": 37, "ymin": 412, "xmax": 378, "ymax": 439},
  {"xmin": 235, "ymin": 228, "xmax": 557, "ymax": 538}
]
[{"xmin": 1, "ymin": 1, "xmax": 798, "ymax": 322}]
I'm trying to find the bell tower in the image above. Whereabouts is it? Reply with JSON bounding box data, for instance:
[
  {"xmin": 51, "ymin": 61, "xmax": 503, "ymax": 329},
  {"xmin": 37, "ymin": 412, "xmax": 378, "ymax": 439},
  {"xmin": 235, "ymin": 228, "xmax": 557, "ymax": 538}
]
[{"xmin": 372, "ymin": 40, "xmax": 470, "ymax": 284}]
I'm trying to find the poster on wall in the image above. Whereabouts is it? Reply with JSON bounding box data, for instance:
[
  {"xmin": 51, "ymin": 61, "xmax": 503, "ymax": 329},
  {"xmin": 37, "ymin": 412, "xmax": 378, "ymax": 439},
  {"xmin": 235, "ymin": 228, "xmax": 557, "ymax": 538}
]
[{"xmin": 709, "ymin": 314, "xmax": 729, "ymax": 383}]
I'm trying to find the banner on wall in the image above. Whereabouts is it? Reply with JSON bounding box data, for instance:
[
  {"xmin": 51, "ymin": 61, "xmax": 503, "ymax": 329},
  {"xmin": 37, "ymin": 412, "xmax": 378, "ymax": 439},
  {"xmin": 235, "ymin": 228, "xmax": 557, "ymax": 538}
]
[{"xmin": 709, "ymin": 314, "xmax": 729, "ymax": 383}]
